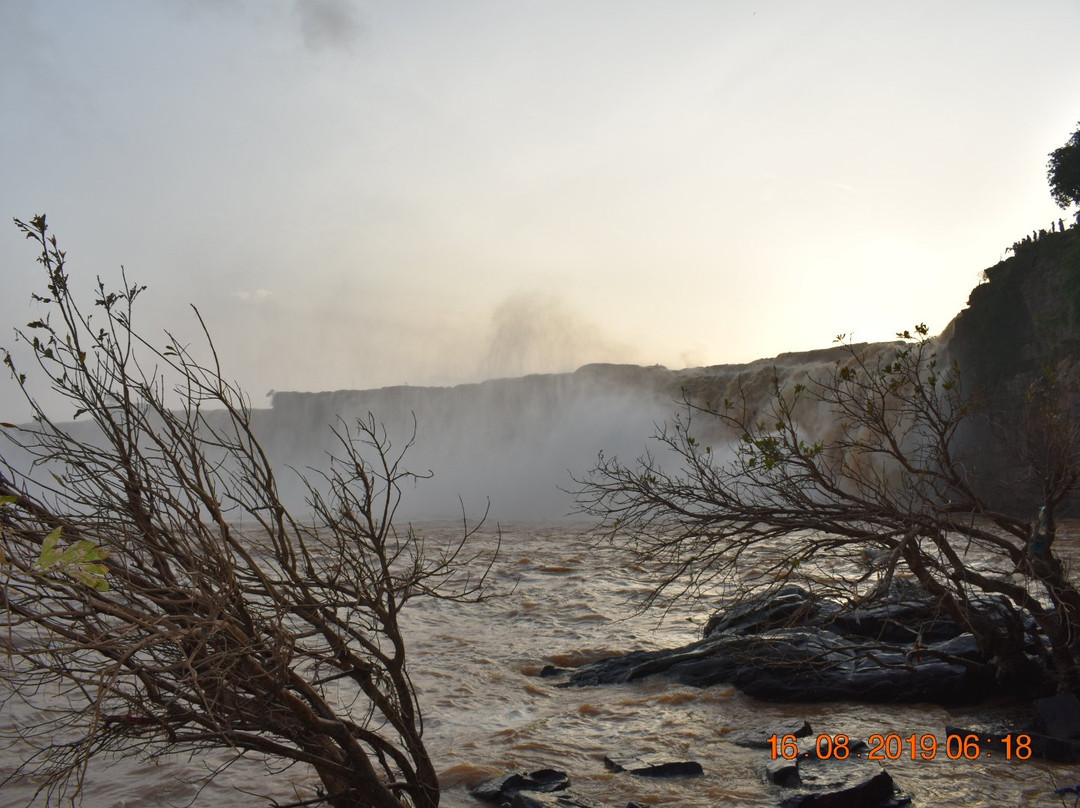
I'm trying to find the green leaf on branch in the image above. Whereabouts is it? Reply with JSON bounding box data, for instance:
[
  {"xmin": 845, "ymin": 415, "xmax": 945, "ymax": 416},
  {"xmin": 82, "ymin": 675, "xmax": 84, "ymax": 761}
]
[{"xmin": 34, "ymin": 528, "xmax": 111, "ymax": 591}]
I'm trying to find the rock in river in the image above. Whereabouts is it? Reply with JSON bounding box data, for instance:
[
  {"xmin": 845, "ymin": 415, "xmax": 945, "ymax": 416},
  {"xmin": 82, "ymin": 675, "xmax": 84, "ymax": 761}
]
[
  {"xmin": 766, "ymin": 738, "xmax": 910, "ymax": 808},
  {"xmin": 602, "ymin": 752, "xmax": 703, "ymax": 778},
  {"xmin": 562, "ymin": 584, "xmax": 1018, "ymax": 704},
  {"xmin": 470, "ymin": 770, "xmax": 570, "ymax": 805}
]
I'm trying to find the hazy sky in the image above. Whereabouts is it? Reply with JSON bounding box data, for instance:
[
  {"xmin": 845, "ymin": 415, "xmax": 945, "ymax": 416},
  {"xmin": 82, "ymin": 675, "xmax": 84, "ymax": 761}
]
[{"xmin": 3, "ymin": 0, "xmax": 1079, "ymax": 421}]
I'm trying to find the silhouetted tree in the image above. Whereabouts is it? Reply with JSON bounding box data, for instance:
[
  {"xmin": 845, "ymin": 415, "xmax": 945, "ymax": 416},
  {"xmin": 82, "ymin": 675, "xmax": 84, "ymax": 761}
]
[
  {"xmin": 0, "ymin": 216, "xmax": 493, "ymax": 808},
  {"xmin": 574, "ymin": 326, "xmax": 1080, "ymax": 692},
  {"xmin": 1048, "ymin": 121, "xmax": 1080, "ymax": 213}
]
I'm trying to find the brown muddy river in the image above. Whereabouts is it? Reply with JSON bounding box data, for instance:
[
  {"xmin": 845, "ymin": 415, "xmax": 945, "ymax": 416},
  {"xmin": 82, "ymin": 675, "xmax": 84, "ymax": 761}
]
[{"xmin": 2, "ymin": 523, "xmax": 1077, "ymax": 807}]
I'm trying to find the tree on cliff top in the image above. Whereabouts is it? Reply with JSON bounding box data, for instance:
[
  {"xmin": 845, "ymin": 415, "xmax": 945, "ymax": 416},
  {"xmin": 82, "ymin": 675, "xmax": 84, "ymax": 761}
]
[
  {"xmin": 0, "ymin": 215, "xmax": 493, "ymax": 808},
  {"xmin": 1048, "ymin": 121, "xmax": 1080, "ymax": 213},
  {"xmin": 574, "ymin": 325, "xmax": 1080, "ymax": 693}
]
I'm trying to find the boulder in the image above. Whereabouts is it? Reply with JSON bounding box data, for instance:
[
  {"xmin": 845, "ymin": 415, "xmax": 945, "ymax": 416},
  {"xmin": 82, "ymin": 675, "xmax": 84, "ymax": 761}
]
[
  {"xmin": 779, "ymin": 762, "xmax": 899, "ymax": 808},
  {"xmin": 768, "ymin": 738, "xmax": 909, "ymax": 808},
  {"xmin": 509, "ymin": 793, "xmax": 599, "ymax": 808},
  {"xmin": 470, "ymin": 770, "xmax": 570, "ymax": 805},
  {"xmin": 602, "ymin": 753, "xmax": 703, "ymax": 778},
  {"xmin": 1034, "ymin": 692, "xmax": 1080, "ymax": 739},
  {"xmin": 765, "ymin": 757, "xmax": 801, "ymax": 788},
  {"xmin": 728, "ymin": 718, "xmax": 813, "ymax": 749},
  {"xmin": 947, "ymin": 694, "xmax": 1080, "ymax": 763},
  {"xmin": 566, "ymin": 625, "xmax": 993, "ymax": 704},
  {"xmin": 704, "ymin": 585, "xmax": 839, "ymax": 637},
  {"xmin": 562, "ymin": 584, "xmax": 1019, "ymax": 704}
]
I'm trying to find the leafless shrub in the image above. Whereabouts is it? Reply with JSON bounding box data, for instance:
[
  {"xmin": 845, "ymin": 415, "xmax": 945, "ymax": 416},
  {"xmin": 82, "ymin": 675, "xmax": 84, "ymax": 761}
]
[
  {"xmin": 0, "ymin": 215, "xmax": 493, "ymax": 808},
  {"xmin": 574, "ymin": 324, "xmax": 1080, "ymax": 692}
]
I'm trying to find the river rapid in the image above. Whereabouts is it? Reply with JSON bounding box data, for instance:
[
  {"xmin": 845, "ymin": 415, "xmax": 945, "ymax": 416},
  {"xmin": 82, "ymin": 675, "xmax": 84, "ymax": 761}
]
[{"xmin": 2, "ymin": 523, "xmax": 1077, "ymax": 808}]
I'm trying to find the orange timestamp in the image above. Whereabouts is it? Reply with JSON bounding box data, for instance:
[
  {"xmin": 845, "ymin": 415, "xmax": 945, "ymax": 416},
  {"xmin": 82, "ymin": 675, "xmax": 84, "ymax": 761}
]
[{"xmin": 768, "ymin": 733, "xmax": 1033, "ymax": 761}]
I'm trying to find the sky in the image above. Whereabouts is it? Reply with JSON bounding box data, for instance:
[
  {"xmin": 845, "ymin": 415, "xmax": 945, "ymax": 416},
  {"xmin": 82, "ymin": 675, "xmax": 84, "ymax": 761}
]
[{"xmin": 2, "ymin": 0, "xmax": 1079, "ymax": 422}]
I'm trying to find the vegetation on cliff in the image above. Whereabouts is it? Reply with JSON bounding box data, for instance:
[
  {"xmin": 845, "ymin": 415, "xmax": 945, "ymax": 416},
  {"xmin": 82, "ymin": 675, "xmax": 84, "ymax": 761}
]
[
  {"xmin": 575, "ymin": 325, "xmax": 1080, "ymax": 694},
  {"xmin": 950, "ymin": 226, "xmax": 1080, "ymax": 390},
  {"xmin": 576, "ymin": 122, "xmax": 1080, "ymax": 698},
  {"xmin": 1048, "ymin": 120, "xmax": 1080, "ymax": 212}
]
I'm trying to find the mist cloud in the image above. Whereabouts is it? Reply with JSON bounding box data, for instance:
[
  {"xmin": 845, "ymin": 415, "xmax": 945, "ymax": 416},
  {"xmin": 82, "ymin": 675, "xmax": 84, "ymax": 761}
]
[{"xmin": 479, "ymin": 292, "xmax": 638, "ymax": 380}]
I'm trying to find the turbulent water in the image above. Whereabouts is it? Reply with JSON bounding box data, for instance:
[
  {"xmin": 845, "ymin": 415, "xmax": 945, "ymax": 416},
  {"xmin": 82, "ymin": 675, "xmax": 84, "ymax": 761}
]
[
  {"xmin": 255, "ymin": 347, "xmax": 900, "ymax": 522},
  {"xmin": 2, "ymin": 523, "xmax": 1076, "ymax": 808},
  {"xmin": 1, "ymin": 347, "xmax": 1074, "ymax": 806}
]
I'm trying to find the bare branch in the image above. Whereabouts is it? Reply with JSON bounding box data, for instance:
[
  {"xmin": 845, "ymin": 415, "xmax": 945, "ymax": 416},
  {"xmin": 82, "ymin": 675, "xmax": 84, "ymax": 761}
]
[
  {"xmin": 573, "ymin": 327, "xmax": 1080, "ymax": 691},
  {"xmin": 1, "ymin": 215, "xmax": 495, "ymax": 808}
]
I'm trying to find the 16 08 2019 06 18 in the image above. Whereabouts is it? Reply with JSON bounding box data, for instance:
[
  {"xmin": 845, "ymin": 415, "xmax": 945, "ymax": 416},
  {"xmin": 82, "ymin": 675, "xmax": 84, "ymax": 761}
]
[{"xmin": 768, "ymin": 733, "xmax": 1033, "ymax": 761}]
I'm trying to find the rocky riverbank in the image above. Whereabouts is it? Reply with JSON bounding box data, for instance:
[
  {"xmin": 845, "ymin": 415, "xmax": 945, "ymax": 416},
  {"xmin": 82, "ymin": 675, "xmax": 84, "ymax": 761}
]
[
  {"xmin": 553, "ymin": 582, "xmax": 1047, "ymax": 704},
  {"xmin": 472, "ymin": 582, "xmax": 1080, "ymax": 807}
]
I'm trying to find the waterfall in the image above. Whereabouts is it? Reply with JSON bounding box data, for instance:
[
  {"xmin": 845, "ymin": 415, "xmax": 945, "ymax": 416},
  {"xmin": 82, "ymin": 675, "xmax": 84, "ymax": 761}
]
[{"xmin": 254, "ymin": 344, "xmax": 895, "ymax": 520}]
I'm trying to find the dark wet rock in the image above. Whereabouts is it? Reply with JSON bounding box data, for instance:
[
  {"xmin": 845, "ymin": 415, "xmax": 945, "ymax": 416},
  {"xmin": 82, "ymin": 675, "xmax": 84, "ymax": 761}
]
[
  {"xmin": 768, "ymin": 738, "xmax": 908, "ymax": 808},
  {"xmin": 728, "ymin": 718, "xmax": 813, "ymax": 749},
  {"xmin": 1014, "ymin": 731, "xmax": 1080, "ymax": 763},
  {"xmin": 539, "ymin": 665, "xmax": 568, "ymax": 678},
  {"xmin": 602, "ymin": 753, "xmax": 703, "ymax": 778},
  {"xmin": 826, "ymin": 599, "xmax": 959, "ymax": 644},
  {"xmin": 922, "ymin": 632, "xmax": 982, "ymax": 660},
  {"xmin": 765, "ymin": 757, "xmax": 801, "ymax": 788},
  {"xmin": 943, "ymin": 723, "xmax": 1027, "ymax": 760},
  {"xmin": 566, "ymin": 625, "xmax": 994, "ymax": 703},
  {"xmin": 952, "ymin": 719, "xmax": 1080, "ymax": 766},
  {"xmin": 820, "ymin": 578, "xmax": 962, "ymax": 645},
  {"xmin": 509, "ymin": 792, "xmax": 599, "ymax": 808},
  {"xmin": 778, "ymin": 765, "xmax": 899, "ymax": 808},
  {"xmin": 562, "ymin": 585, "xmax": 1027, "ymax": 704},
  {"xmin": 470, "ymin": 770, "xmax": 570, "ymax": 804},
  {"xmin": 1034, "ymin": 692, "xmax": 1080, "ymax": 739},
  {"xmin": 947, "ymin": 693, "xmax": 1080, "ymax": 763},
  {"xmin": 560, "ymin": 640, "xmax": 713, "ymax": 688},
  {"xmin": 468, "ymin": 770, "xmax": 606, "ymax": 808},
  {"xmin": 708, "ymin": 583, "xmax": 1042, "ymax": 650},
  {"xmin": 704, "ymin": 585, "xmax": 840, "ymax": 637}
]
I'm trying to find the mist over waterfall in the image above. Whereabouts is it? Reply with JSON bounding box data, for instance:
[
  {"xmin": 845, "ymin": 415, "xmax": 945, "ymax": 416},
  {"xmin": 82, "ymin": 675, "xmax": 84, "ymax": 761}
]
[
  {"xmin": 254, "ymin": 343, "xmax": 890, "ymax": 521},
  {"xmin": 257, "ymin": 365, "xmax": 673, "ymax": 520}
]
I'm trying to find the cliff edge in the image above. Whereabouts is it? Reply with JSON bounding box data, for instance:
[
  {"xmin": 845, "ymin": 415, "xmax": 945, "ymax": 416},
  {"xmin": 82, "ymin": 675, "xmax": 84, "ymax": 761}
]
[{"xmin": 946, "ymin": 224, "xmax": 1080, "ymax": 513}]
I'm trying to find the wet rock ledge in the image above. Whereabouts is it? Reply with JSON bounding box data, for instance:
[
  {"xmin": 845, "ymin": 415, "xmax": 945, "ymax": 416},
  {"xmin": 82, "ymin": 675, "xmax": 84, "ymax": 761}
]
[{"xmin": 559, "ymin": 583, "xmax": 1040, "ymax": 704}]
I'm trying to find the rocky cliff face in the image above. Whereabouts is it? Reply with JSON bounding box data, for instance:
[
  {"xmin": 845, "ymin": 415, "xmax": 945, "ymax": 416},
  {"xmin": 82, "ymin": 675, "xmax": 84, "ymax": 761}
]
[
  {"xmin": 254, "ymin": 227, "xmax": 1080, "ymax": 520},
  {"xmin": 945, "ymin": 225, "xmax": 1080, "ymax": 513},
  {"xmin": 948, "ymin": 227, "xmax": 1080, "ymax": 386},
  {"xmin": 257, "ymin": 348, "xmax": 867, "ymax": 520}
]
